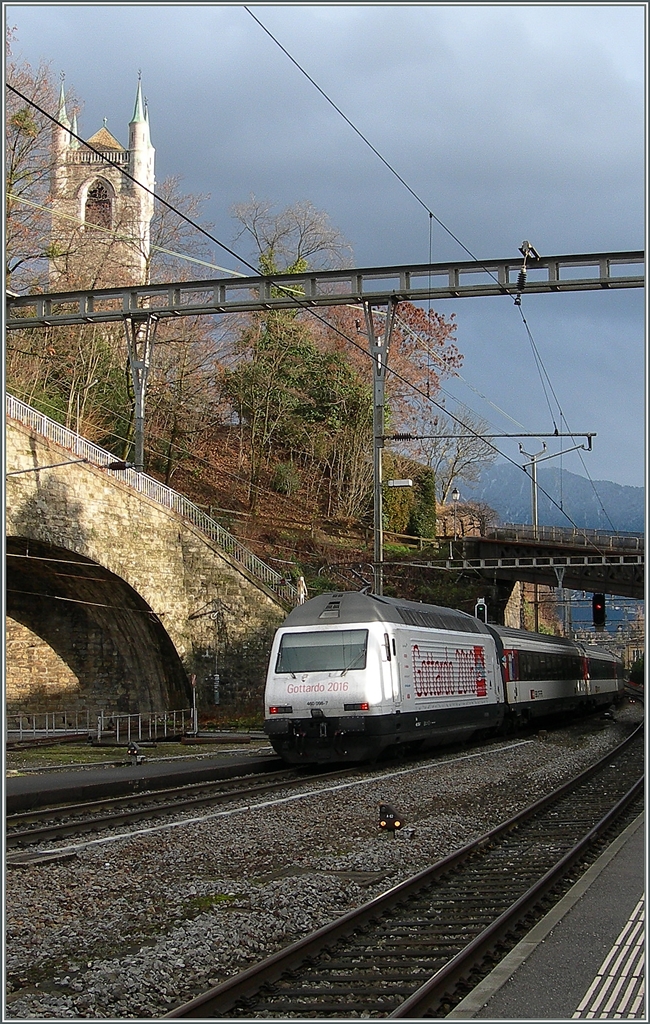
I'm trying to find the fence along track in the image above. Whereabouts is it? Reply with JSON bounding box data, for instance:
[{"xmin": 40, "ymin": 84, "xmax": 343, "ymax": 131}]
[
  {"xmin": 164, "ymin": 725, "xmax": 643, "ymax": 1019},
  {"xmin": 6, "ymin": 394, "xmax": 297, "ymax": 606}
]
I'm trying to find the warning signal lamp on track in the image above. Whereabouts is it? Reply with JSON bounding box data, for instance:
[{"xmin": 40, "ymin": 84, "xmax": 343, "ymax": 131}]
[
  {"xmin": 379, "ymin": 804, "xmax": 403, "ymax": 836},
  {"xmin": 592, "ymin": 593, "xmax": 606, "ymax": 629},
  {"xmin": 127, "ymin": 741, "xmax": 145, "ymax": 765},
  {"xmin": 475, "ymin": 599, "xmax": 488, "ymax": 623}
]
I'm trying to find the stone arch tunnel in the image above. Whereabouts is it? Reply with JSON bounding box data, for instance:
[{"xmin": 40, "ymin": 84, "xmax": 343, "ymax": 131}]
[
  {"xmin": 6, "ymin": 536, "xmax": 188, "ymax": 714},
  {"xmin": 6, "ymin": 416, "xmax": 286, "ymax": 715}
]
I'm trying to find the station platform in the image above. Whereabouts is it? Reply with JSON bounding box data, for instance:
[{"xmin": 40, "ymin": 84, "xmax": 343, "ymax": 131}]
[
  {"xmin": 449, "ymin": 812, "xmax": 645, "ymax": 1020},
  {"xmin": 5, "ymin": 747, "xmax": 279, "ymax": 813}
]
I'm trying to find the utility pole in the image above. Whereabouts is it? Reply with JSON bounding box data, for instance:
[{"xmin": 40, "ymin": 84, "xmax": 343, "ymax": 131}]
[
  {"xmin": 124, "ymin": 313, "xmax": 158, "ymax": 473},
  {"xmin": 519, "ymin": 443, "xmax": 547, "ymax": 542},
  {"xmin": 520, "ymin": 437, "xmax": 594, "ymax": 633},
  {"xmin": 364, "ymin": 298, "xmax": 398, "ymax": 596}
]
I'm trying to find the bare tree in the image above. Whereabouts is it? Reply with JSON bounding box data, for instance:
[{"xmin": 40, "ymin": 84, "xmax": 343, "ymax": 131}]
[
  {"xmin": 232, "ymin": 196, "xmax": 353, "ymax": 272},
  {"xmin": 413, "ymin": 408, "xmax": 497, "ymax": 504},
  {"xmin": 5, "ymin": 29, "xmax": 62, "ymax": 290}
]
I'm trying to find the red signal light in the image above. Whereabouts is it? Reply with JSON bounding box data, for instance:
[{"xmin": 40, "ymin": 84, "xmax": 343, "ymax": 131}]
[{"xmin": 592, "ymin": 594, "xmax": 606, "ymax": 628}]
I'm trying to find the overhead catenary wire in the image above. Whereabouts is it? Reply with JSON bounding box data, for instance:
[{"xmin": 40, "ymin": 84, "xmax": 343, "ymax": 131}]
[
  {"xmin": 241, "ymin": 11, "xmax": 622, "ymax": 534},
  {"xmin": 6, "ymin": 85, "xmax": 613, "ymax": 554},
  {"xmin": 243, "ymin": 6, "xmax": 517, "ymax": 297},
  {"xmin": 6, "ymin": 192, "xmax": 248, "ymax": 277},
  {"xmin": 515, "ymin": 305, "xmax": 618, "ymax": 534}
]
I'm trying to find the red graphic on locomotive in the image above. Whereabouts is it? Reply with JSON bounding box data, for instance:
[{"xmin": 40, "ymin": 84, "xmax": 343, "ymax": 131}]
[{"xmin": 412, "ymin": 645, "xmax": 487, "ymax": 699}]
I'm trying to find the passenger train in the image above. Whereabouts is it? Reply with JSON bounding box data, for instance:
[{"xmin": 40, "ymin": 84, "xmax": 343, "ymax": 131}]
[{"xmin": 263, "ymin": 591, "xmax": 625, "ymax": 764}]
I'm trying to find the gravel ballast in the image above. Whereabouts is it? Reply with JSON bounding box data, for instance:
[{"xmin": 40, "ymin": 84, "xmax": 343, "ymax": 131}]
[{"xmin": 5, "ymin": 705, "xmax": 643, "ymax": 1019}]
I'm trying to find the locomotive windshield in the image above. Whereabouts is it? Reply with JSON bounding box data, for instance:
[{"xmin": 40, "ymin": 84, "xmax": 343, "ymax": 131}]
[{"xmin": 276, "ymin": 629, "xmax": 368, "ymax": 674}]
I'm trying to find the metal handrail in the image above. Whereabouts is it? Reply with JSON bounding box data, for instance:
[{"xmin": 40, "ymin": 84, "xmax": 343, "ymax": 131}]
[
  {"xmin": 6, "ymin": 394, "xmax": 298, "ymax": 604},
  {"xmin": 487, "ymin": 523, "xmax": 644, "ymax": 552}
]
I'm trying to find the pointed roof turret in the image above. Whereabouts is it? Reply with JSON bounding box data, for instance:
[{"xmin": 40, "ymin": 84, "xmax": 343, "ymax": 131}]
[
  {"xmin": 70, "ymin": 112, "xmax": 80, "ymax": 150},
  {"xmin": 131, "ymin": 73, "xmax": 146, "ymax": 124},
  {"xmin": 57, "ymin": 76, "xmax": 71, "ymax": 129}
]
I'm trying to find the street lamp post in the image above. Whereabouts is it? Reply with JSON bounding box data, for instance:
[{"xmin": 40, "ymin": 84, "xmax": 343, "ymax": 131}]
[
  {"xmin": 450, "ymin": 486, "xmax": 460, "ymax": 559},
  {"xmin": 452, "ymin": 486, "xmax": 460, "ymax": 540}
]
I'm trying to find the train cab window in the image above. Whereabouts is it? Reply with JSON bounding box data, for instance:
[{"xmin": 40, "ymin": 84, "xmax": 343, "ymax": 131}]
[{"xmin": 276, "ymin": 629, "xmax": 368, "ymax": 674}]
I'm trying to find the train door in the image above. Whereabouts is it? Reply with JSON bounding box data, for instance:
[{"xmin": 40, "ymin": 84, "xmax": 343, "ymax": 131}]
[
  {"xmin": 384, "ymin": 633, "xmax": 401, "ymax": 707},
  {"xmin": 503, "ymin": 648, "xmax": 518, "ymax": 702}
]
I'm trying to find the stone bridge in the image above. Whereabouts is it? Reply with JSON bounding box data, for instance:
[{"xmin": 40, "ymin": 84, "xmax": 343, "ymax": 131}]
[{"xmin": 6, "ymin": 397, "xmax": 295, "ymax": 716}]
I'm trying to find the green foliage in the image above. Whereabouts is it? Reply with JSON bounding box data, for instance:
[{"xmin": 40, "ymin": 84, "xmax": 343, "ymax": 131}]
[
  {"xmin": 629, "ymin": 654, "xmax": 644, "ymax": 685},
  {"xmin": 383, "ymin": 485, "xmax": 415, "ymax": 534},
  {"xmin": 43, "ymin": 241, "xmax": 67, "ymax": 260},
  {"xmin": 272, "ymin": 462, "xmax": 302, "ymax": 495},
  {"xmin": 9, "ymin": 107, "xmax": 39, "ymax": 137},
  {"xmin": 221, "ymin": 296, "xmax": 373, "ymax": 513},
  {"xmin": 407, "ymin": 469, "xmax": 437, "ymax": 539}
]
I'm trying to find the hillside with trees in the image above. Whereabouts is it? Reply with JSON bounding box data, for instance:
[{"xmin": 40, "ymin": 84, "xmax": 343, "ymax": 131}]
[{"xmin": 6, "ymin": 35, "xmax": 502, "ymax": 613}]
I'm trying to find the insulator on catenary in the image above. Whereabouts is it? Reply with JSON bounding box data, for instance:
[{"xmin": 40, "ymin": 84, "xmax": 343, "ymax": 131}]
[{"xmin": 517, "ymin": 269, "xmax": 527, "ymax": 292}]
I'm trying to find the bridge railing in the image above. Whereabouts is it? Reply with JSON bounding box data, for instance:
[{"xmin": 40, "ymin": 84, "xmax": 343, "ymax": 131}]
[
  {"xmin": 6, "ymin": 709, "xmax": 94, "ymax": 741},
  {"xmin": 6, "ymin": 394, "xmax": 298, "ymax": 605},
  {"xmin": 96, "ymin": 709, "xmax": 196, "ymax": 743},
  {"xmin": 487, "ymin": 523, "xmax": 644, "ymax": 552}
]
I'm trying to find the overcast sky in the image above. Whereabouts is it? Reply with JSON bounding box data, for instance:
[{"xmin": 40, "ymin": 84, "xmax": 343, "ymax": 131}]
[{"xmin": 6, "ymin": 3, "xmax": 646, "ymax": 500}]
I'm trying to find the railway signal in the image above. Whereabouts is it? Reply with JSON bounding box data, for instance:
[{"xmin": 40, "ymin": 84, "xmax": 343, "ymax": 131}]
[
  {"xmin": 475, "ymin": 599, "xmax": 488, "ymax": 622},
  {"xmin": 379, "ymin": 804, "xmax": 403, "ymax": 835},
  {"xmin": 592, "ymin": 593, "xmax": 606, "ymax": 630},
  {"xmin": 126, "ymin": 741, "xmax": 145, "ymax": 765}
]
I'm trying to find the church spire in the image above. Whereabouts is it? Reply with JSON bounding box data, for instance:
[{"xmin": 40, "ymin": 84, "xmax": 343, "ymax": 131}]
[
  {"xmin": 57, "ymin": 75, "xmax": 71, "ymax": 129},
  {"xmin": 131, "ymin": 72, "xmax": 146, "ymax": 124},
  {"xmin": 70, "ymin": 112, "xmax": 80, "ymax": 150}
]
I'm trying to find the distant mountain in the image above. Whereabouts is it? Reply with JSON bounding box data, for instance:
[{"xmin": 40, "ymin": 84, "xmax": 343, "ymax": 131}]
[{"xmin": 461, "ymin": 463, "xmax": 644, "ymax": 534}]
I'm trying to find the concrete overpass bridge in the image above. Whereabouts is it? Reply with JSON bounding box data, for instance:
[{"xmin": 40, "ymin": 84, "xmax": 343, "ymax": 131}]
[{"xmin": 5, "ymin": 396, "xmax": 295, "ymax": 716}]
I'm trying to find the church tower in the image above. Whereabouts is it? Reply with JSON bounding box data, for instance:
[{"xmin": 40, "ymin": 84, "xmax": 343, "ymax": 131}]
[{"xmin": 49, "ymin": 77, "xmax": 155, "ymax": 290}]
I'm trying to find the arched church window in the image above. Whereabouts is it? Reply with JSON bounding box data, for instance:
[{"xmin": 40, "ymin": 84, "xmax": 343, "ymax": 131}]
[{"xmin": 85, "ymin": 181, "xmax": 112, "ymax": 228}]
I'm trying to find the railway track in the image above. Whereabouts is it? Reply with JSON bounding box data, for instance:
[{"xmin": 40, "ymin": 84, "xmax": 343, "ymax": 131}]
[
  {"xmin": 4, "ymin": 729, "xmax": 548, "ymax": 850},
  {"xmin": 165, "ymin": 724, "xmax": 644, "ymax": 1020},
  {"xmin": 5, "ymin": 765, "xmax": 355, "ymax": 851}
]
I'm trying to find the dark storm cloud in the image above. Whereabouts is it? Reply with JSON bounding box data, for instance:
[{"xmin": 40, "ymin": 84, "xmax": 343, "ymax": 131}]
[{"xmin": 7, "ymin": 3, "xmax": 645, "ymax": 489}]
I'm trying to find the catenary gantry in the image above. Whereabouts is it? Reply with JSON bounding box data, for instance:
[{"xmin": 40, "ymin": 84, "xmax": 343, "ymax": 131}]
[{"xmin": 5, "ymin": 250, "xmax": 644, "ymax": 329}]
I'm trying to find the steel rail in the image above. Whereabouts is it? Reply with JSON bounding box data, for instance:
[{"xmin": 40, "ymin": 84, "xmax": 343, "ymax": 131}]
[
  {"xmin": 163, "ymin": 724, "xmax": 643, "ymax": 1019},
  {"xmin": 5, "ymin": 765, "xmax": 358, "ymax": 853},
  {"xmin": 389, "ymin": 776, "xmax": 644, "ymax": 1017}
]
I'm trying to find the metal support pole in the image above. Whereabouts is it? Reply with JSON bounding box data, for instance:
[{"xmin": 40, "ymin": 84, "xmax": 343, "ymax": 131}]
[
  {"xmin": 520, "ymin": 443, "xmax": 546, "ymax": 541},
  {"xmin": 554, "ymin": 566, "xmax": 566, "ymax": 636},
  {"xmin": 124, "ymin": 314, "xmax": 158, "ymax": 473},
  {"xmin": 365, "ymin": 299, "xmax": 398, "ymax": 596}
]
